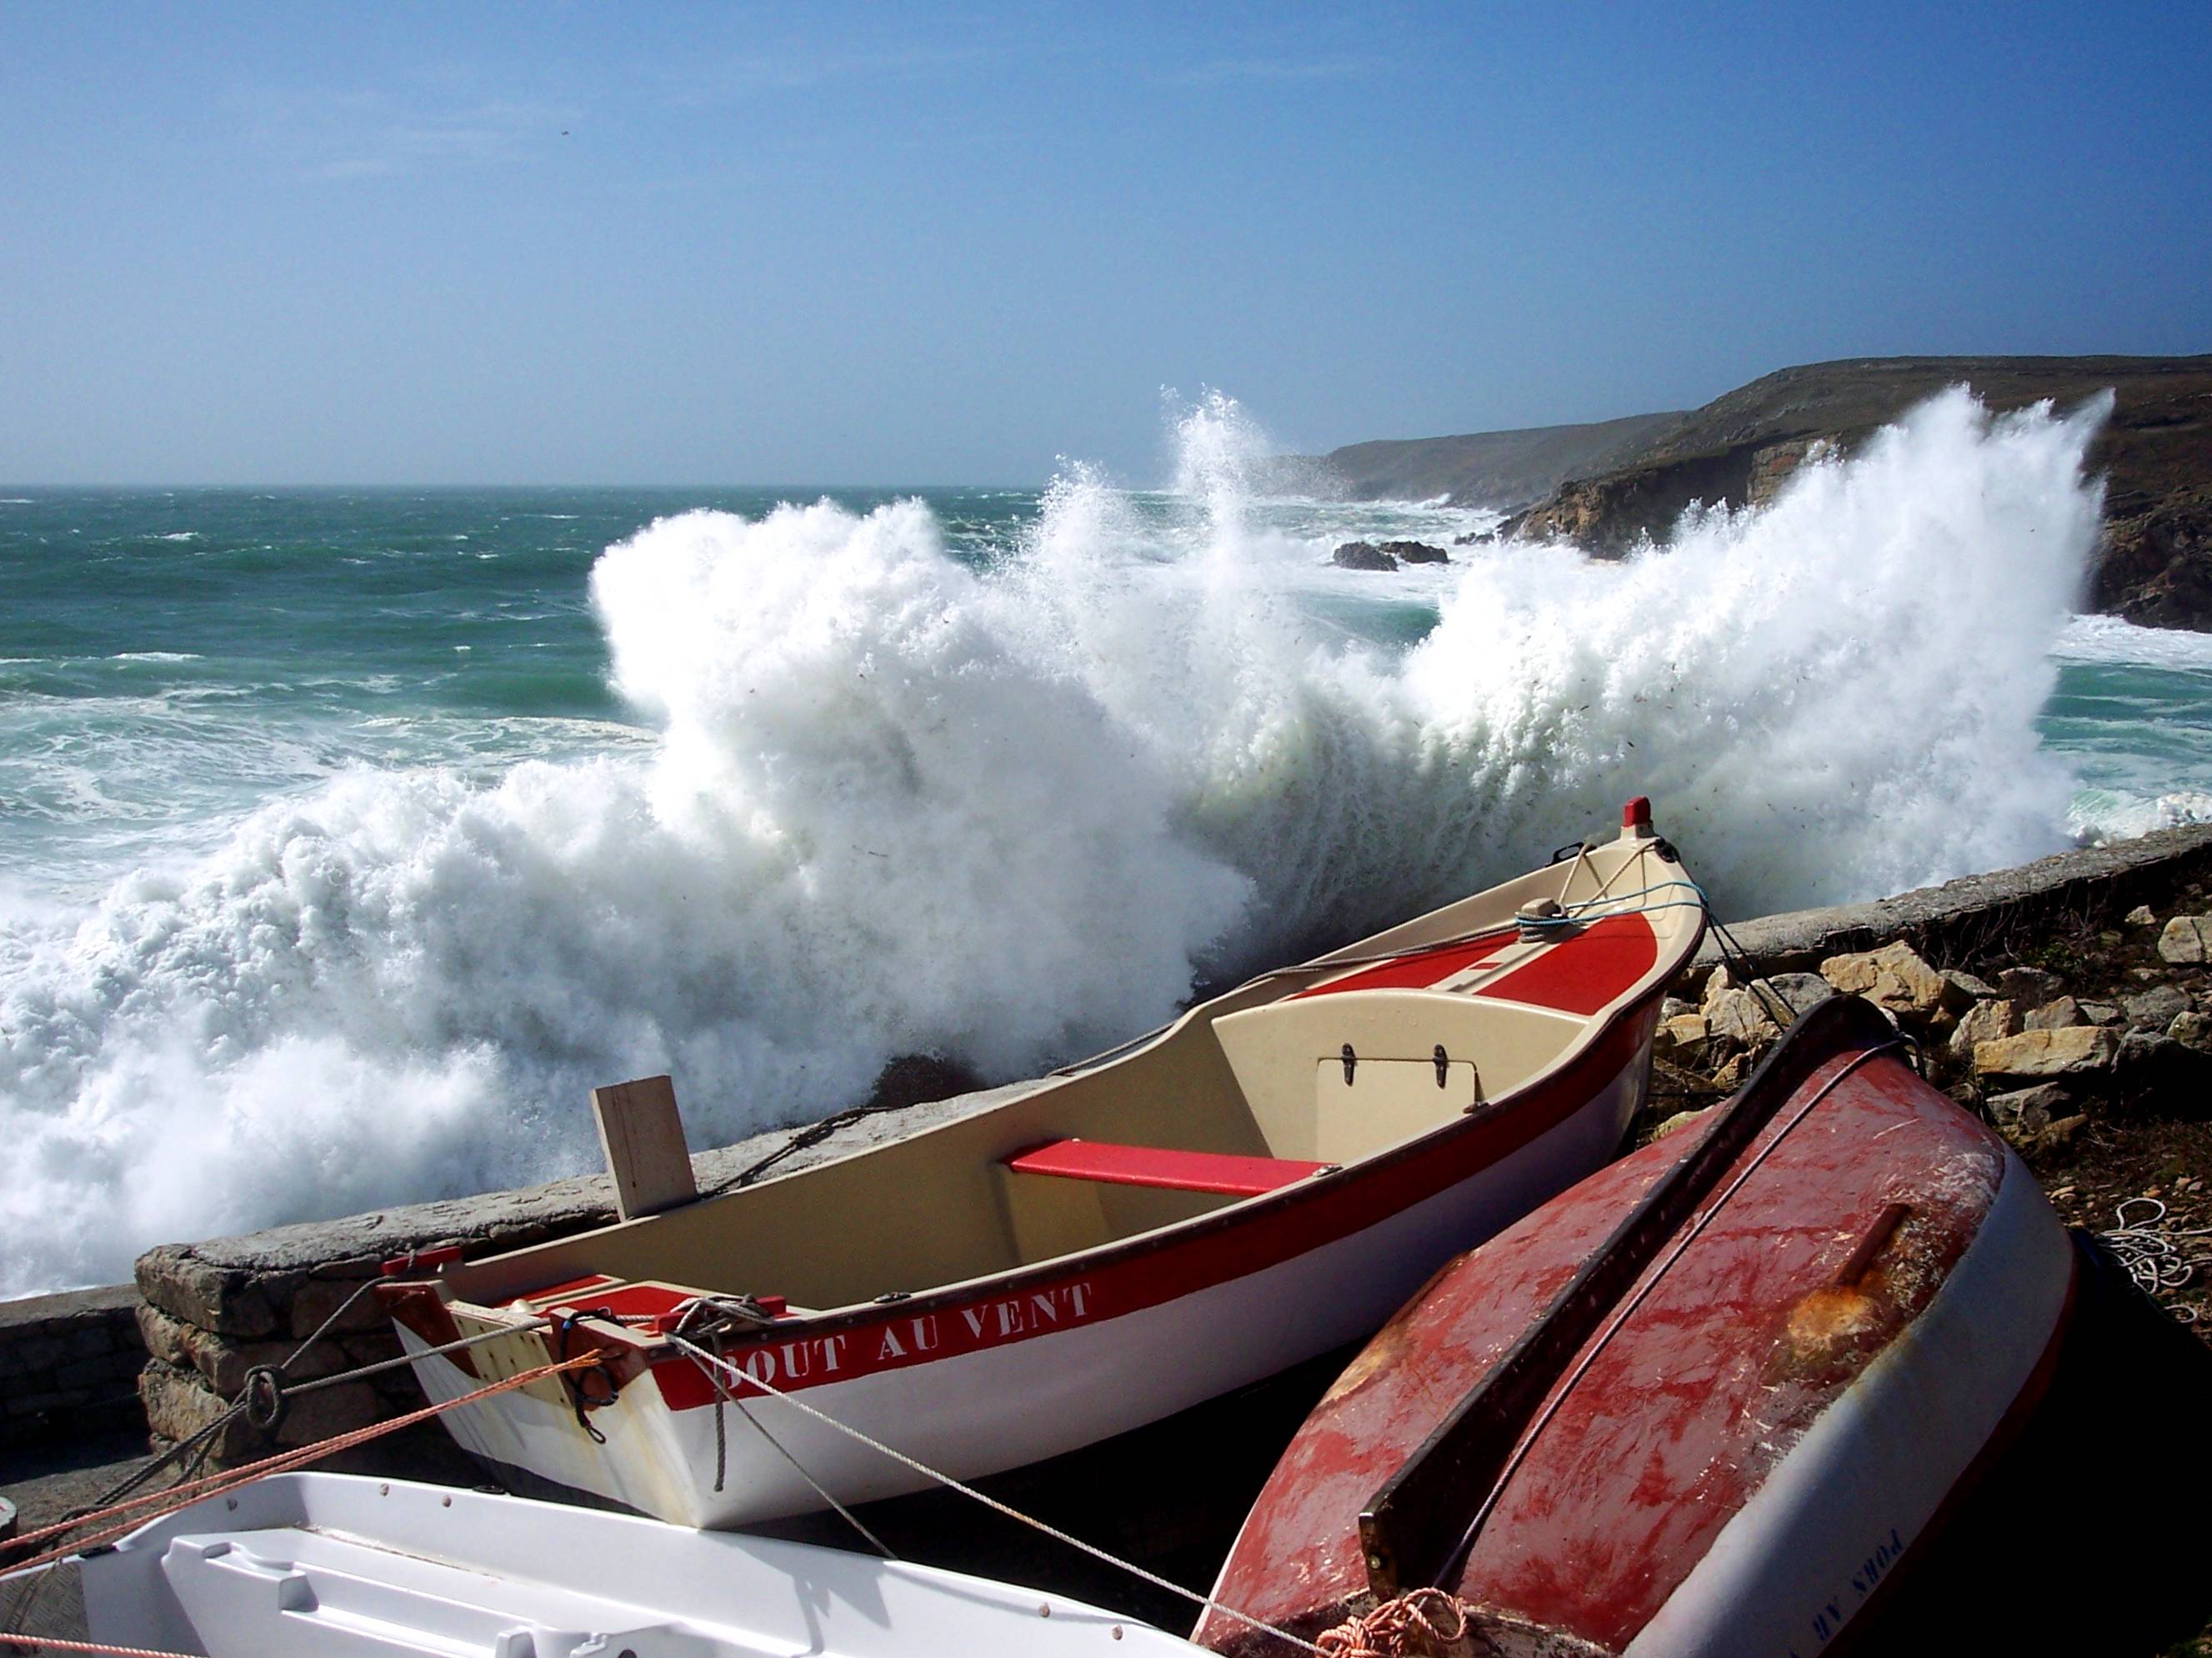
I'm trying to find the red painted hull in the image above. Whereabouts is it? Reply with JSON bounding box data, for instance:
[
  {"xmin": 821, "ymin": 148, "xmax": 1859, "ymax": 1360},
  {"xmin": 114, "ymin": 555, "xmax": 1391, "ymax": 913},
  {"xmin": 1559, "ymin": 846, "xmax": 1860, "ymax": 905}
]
[{"xmin": 1194, "ymin": 999, "xmax": 2078, "ymax": 1658}]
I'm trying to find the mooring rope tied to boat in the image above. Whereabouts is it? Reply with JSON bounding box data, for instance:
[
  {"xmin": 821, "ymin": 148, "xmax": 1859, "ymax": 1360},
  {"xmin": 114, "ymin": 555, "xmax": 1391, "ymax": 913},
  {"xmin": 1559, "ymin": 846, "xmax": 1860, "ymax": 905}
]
[
  {"xmin": 0, "ymin": 1350, "xmax": 612, "ymax": 1581},
  {"xmin": 663, "ymin": 1334, "xmax": 1329, "ymax": 1655},
  {"xmin": 0, "ymin": 1631, "xmax": 196, "ymax": 1657},
  {"xmin": 2098, "ymin": 1196, "xmax": 2212, "ymax": 1320}
]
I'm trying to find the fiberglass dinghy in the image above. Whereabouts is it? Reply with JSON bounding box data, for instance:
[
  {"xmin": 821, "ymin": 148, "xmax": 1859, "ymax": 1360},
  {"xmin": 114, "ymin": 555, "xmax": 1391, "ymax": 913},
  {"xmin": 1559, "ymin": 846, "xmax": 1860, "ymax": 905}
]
[
  {"xmin": 1194, "ymin": 995, "xmax": 2081, "ymax": 1658},
  {"xmin": 380, "ymin": 800, "xmax": 1704, "ymax": 1529},
  {"xmin": 0, "ymin": 1471, "xmax": 1199, "ymax": 1656}
]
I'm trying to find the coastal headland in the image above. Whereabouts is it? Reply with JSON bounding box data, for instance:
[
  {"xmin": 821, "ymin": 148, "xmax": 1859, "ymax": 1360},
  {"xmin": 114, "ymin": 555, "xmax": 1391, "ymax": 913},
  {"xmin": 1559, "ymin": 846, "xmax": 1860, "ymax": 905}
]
[{"xmin": 1300, "ymin": 353, "xmax": 2212, "ymax": 630}]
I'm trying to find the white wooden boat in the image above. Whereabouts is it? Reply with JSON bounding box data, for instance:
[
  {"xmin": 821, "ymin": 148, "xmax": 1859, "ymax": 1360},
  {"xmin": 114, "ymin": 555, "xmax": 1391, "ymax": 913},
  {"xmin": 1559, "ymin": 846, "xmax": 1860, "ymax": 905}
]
[
  {"xmin": 0, "ymin": 1471, "xmax": 1197, "ymax": 1655},
  {"xmin": 382, "ymin": 800, "xmax": 1704, "ymax": 1528}
]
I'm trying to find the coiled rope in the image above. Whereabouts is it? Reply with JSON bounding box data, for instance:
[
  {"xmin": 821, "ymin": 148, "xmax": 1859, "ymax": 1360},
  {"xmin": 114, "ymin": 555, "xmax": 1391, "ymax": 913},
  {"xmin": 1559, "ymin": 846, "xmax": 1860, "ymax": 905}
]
[
  {"xmin": 2097, "ymin": 1196, "xmax": 2212, "ymax": 1322},
  {"xmin": 1317, "ymin": 1589, "xmax": 1487, "ymax": 1657}
]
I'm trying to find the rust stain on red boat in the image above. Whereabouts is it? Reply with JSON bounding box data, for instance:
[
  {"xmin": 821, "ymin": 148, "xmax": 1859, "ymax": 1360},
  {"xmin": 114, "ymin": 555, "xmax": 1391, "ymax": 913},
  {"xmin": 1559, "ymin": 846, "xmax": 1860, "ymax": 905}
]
[{"xmin": 1194, "ymin": 1048, "xmax": 2006, "ymax": 1658}]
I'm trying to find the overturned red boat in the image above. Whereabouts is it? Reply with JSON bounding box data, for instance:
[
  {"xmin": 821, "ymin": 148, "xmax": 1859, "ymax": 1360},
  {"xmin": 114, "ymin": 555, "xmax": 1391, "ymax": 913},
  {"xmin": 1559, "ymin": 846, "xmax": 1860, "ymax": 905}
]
[{"xmin": 1194, "ymin": 995, "xmax": 2079, "ymax": 1658}]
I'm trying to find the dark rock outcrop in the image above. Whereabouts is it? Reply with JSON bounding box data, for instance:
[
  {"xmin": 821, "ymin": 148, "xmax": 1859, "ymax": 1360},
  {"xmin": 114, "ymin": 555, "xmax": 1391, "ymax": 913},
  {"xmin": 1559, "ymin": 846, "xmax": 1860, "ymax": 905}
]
[
  {"xmin": 1378, "ymin": 540, "xmax": 1449, "ymax": 564},
  {"xmin": 1332, "ymin": 541, "xmax": 1399, "ymax": 571},
  {"xmin": 1496, "ymin": 355, "xmax": 2212, "ymax": 628}
]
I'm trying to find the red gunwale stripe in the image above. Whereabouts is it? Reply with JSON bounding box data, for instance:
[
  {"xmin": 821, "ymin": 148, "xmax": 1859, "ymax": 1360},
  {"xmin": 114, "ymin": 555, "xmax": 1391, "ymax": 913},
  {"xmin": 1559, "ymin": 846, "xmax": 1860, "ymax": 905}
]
[{"xmin": 1005, "ymin": 1139, "xmax": 1329, "ymax": 1197}]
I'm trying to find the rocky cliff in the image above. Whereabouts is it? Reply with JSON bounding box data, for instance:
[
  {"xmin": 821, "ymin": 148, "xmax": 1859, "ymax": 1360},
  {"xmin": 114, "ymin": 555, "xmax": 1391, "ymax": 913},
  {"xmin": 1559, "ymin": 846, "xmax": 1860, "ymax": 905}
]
[
  {"xmin": 1284, "ymin": 411, "xmax": 1684, "ymax": 510},
  {"xmin": 1499, "ymin": 355, "xmax": 2212, "ymax": 629}
]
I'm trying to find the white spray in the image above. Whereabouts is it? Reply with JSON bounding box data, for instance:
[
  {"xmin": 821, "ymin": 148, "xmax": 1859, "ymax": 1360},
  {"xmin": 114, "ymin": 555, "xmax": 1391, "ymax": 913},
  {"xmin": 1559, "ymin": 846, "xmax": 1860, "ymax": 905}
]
[{"xmin": 0, "ymin": 388, "xmax": 2106, "ymax": 1292}]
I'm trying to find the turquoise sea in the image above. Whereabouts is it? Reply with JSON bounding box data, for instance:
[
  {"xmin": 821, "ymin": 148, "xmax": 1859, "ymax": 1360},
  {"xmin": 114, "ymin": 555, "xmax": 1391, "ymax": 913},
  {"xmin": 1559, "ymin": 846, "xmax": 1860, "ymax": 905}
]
[{"xmin": 5, "ymin": 392, "xmax": 2210, "ymax": 1291}]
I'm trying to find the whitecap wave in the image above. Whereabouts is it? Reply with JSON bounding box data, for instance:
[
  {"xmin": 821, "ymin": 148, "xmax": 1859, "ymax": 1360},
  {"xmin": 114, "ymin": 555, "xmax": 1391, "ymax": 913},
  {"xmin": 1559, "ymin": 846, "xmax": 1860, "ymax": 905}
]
[{"xmin": 0, "ymin": 388, "xmax": 2110, "ymax": 1292}]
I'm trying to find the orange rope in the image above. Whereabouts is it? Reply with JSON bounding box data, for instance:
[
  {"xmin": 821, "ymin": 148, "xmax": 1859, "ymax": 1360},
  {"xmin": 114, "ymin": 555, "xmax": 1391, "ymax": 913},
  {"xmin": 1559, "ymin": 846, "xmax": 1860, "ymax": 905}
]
[
  {"xmin": 3, "ymin": 1350, "xmax": 608, "ymax": 1579},
  {"xmin": 1317, "ymin": 1589, "xmax": 1482, "ymax": 1657},
  {"xmin": 1, "ymin": 1634, "xmax": 194, "ymax": 1656}
]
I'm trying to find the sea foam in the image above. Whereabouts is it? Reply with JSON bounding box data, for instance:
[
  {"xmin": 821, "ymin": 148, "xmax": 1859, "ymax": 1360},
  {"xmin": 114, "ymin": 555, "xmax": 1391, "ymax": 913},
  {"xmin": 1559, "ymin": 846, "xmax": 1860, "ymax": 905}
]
[{"xmin": 0, "ymin": 388, "xmax": 2108, "ymax": 1292}]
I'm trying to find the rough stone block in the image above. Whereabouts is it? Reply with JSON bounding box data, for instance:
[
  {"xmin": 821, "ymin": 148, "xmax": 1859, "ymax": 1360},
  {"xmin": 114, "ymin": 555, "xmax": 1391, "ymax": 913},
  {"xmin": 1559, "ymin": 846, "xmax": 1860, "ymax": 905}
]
[
  {"xmin": 1941, "ymin": 968, "xmax": 1999, "ymax": 1000},
  {"xmin": 1820, "ymin": 941, "xmax": 1948, "ymax": 1020},
  {"xmin": 1989, "ymin": 1083, "xmax": 2070, "ymax": 1135},
  {"xmin": 138, "ymin": 1301, "xmax": 352, "ymax": 1398},
  {"xmin": 288, "ymin": 1275, "xmax": 390, "ymax": 1341},
  {"xmin": 2125, "ymin": 984, "xmax": 2191, "ymax": 1029},
  {"xmin": 2024, "ymin": 995, "xmax": 2086, "ymax": 1031},
  {"xmin": 54, "ymin": 1354, "xmax": 123, "ymax": 1390},
  {"xmin": 1949, "ymin": 998, "xmax": 2020, "ymax": 1062},
  {"xmin": 1974, "ymin": 1026, "xmax": 2119, "ymax": 1079},
  {"xmin": 1995, "ymin": 966, "xmax": 2065, "ymax": 1004},
  {"xmin": 1708, "ymin": 987, "xmax": 1781, "ymax": 1047},
  {"xmin": 1762, "ymin": 972, "xmax": 1836, "ymax": 1014},
  {"xmin": 2158, "ymin": 915, "xmax": 2212, "ymax": 964},
  {"xmin": 1657, "ymin": 1012, "xmax": 1712, "ymax": 1062},
  {"xmin": 2170, "ymin": 1010, "xmax": 2212, "ymax": 1053}
]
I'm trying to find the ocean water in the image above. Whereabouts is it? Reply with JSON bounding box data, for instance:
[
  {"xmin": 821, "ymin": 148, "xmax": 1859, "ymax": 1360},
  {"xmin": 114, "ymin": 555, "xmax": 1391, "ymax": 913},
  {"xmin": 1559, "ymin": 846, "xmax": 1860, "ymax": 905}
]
[{"xmin": 5, "ymin": 388, "xmax": 2210, "ymax": 1294}]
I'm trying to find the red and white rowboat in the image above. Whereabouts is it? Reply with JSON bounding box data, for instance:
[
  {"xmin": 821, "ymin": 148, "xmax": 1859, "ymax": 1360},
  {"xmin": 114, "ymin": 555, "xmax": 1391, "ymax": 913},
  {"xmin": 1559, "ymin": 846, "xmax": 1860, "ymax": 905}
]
[
  {"xmin": 381, "ymin": 800, "xmax": 1703, "ymax": 1529},
  {"xmin": 1194, "ymin": 995, "xmax": 2079, "ymax": 1658}
]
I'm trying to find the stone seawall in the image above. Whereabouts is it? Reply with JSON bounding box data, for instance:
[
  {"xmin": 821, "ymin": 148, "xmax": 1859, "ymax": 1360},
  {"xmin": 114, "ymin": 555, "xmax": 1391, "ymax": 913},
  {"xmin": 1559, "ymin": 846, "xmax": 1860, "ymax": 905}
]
[
  {"xmin": 130, "ymin": 1082, "xmax": 1039, "ymax": 1465},
  {"xmin": 121, "ymin": 824, "xmax": 2212, "ymax": 1470},
  {"xmin": 0, "ymin": 1285, "xmax": 147, "ymax": 1448},
  {"xmin": 1687, "ymin": 823, "xmax": 2212, "ymax": 979}
]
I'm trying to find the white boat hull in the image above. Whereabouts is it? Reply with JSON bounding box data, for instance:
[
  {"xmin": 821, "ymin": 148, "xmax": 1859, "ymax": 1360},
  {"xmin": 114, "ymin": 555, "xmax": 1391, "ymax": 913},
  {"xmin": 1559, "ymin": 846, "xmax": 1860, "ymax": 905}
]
[
  {"xmin": 5, "ymin": 1472, "xmax": 1198, "ymax": 1656},
  {"xmin": 404, "ymin": 1044, "xmax": 1649, "ymax": 1528}
]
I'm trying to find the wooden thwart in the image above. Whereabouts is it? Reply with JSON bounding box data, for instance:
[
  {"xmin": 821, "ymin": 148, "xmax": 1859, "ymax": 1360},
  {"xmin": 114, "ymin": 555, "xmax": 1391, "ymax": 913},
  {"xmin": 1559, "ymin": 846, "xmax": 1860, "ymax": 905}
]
[{"xmin": 591, "ymin": 1074, "xmax": 698, "ymax": 1220}]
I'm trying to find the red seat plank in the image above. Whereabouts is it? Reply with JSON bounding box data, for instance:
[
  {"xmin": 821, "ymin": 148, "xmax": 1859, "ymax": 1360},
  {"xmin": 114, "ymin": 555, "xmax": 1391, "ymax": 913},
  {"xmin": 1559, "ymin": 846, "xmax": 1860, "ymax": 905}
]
[{"xmin": 1005, "ymin": 1138, "xmax": 1328, "ymax": 1197}]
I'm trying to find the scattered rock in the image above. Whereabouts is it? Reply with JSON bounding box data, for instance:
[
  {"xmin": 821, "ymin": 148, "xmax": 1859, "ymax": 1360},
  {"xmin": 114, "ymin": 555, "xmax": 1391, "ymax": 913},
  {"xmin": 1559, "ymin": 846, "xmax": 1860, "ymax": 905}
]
[
  {"xmin": 1331, "ymin": 541, "xmax": 1399, "ymax": 571},
  {"xmin": 1995, "ymin": 966, "xmax": 2065, "ymax": 1004},
  {"xmin": 1378, "ymin": 539, "xmax": 1449, "ymax": 564},
  {"xmin": 1649, "ymin": 1107, "xmax": 1711, "ymax": 1140},
  {"xmin": 1659, "ymin": 996, "xmax": 1694, "ymax": 1022},
  {"xmin": 1974, "ymin": 1026, "xmax": 2119, "ymax": 1079},
  {"xmin": 1657, "ymin": 1012, "xmax": 1714, "ymax": 1063},
  {"xmin": 2032, "ymin": 1113, "xmax": 2090, "ymax": 1152},
  {"xmin": 1949, "ymin": 997, "xmax": 2021, "ymax": 1063},
  {"xmin": 1762, "ymin": 972, "xmax": 1836, "ymax": 1014},
  {"xmin": 1707, "ymin": 988, "xmax": 1781, "ymax": 1048},
  {"xmin": 2077, "ymin": 1001, "xmax": 2121, "ymax": 1025},
  {"xmin": 2169, "ymin": 1010, "xmax": 2212, "ymax": 1053},
  {"xmin": 1940, "ymin": 969, "xmax": 1999, "ymax": 1001},
  {"xmin": 1710, "ymin": 1051, "xmax": 1754, "ymax": 1089},
  {"xmin": 2157, "ymin": 915, "xmax": 2212, "ymax": 964},
  {"xmin": 2024, "ymin": 995, "xmax": 2086, "ymax": 1031},
  {"xmin": 2124, "ymin": 984, "xmax": 2191, "ymax": 1029},
  {"xmin": 1988, "ymin": 1082, "xmax": 2072, "ymax": 1135},
  {"xmin": 2125, "ymin": 904, "xmax": 2159, "ymax": 926},
  {"xmin": 1819, "ymin": 940, "xmax": 1952, "ymax": 1022}
]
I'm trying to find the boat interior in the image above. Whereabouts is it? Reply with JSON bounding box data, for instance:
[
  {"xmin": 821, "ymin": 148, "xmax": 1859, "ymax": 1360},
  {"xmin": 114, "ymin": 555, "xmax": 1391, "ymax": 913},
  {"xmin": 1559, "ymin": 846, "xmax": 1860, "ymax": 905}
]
[{"xmin": 440, "ymin": 821, "xmax": 1702, "ymax": 1321}]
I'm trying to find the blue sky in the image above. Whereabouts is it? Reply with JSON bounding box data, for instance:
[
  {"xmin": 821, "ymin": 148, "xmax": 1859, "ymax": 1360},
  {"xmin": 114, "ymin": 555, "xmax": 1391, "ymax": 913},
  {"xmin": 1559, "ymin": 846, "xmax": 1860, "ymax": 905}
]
[{"xmin": 2, "ymin": 3, "xmax": 2206, "ymax": 484}]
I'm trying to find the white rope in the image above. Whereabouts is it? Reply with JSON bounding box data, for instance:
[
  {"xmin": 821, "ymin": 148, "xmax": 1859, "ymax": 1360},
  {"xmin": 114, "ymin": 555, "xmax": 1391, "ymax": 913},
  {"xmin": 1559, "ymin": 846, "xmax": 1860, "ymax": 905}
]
[
  {"xmin": 2099, "ymin": 1197, "xmax": 2212, "ymax": 1322},
  {"xmin": 663, "ymin": 1335, "xmax": 1324, "ymax": 1655}
]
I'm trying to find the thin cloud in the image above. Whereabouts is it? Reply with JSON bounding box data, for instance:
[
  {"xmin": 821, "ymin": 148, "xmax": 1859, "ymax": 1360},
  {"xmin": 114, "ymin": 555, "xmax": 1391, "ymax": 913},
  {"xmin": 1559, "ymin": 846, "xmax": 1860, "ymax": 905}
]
[{"xmin": 248, "ymin": 87, "xmax": 579, "ymax": 181}]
